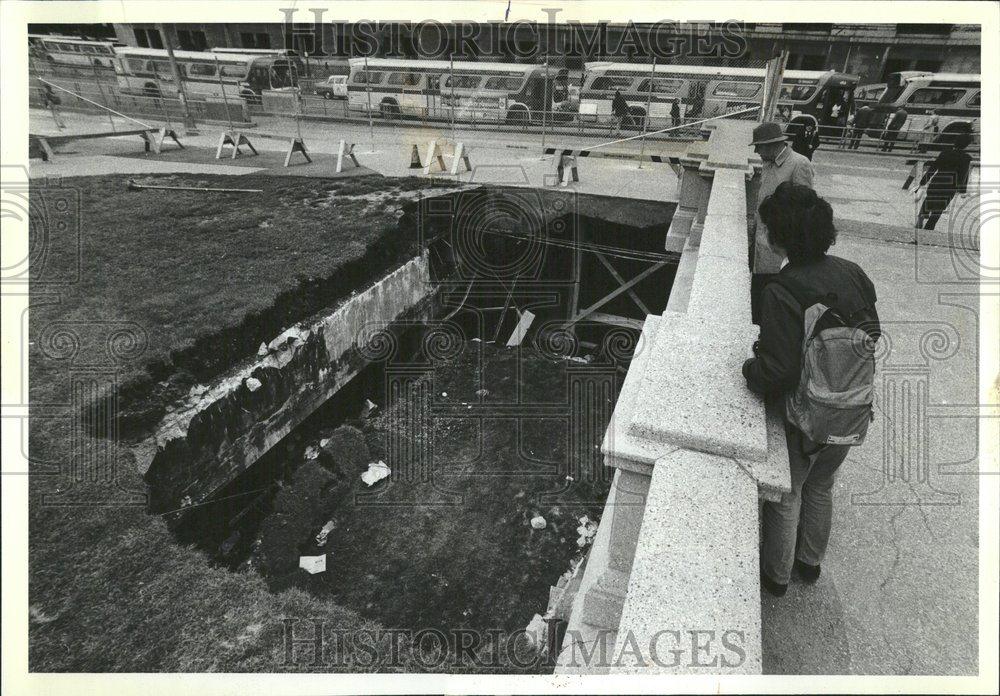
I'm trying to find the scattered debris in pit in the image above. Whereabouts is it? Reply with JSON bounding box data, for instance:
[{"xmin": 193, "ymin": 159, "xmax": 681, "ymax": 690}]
[
  {"xmin": 360, "ymin": 460, "xmax": 391, "ymax": 487},
  {"xmin": 240, "ymin": 341, "xmax": 621, "ymax": 640}
]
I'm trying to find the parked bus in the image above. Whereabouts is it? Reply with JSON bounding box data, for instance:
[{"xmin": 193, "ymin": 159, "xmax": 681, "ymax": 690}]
[
  {"xmin": 853, "ymin": 82, "xmax": 887, "ymax": 108},
  {"xmin": 114, "ymin": 47, "xmax": 301, "ymax": 101},
  {"xmin": 870, "ymin": 71, "xmax": 980, "ymax": 143},
  {"xmin": 579, "ymin": 62, "xmax": 859, "ymax": 130},
  {"xmin": 345, "ymin": 57, "xmax": 570, "ymax": 123},
  {"xmin": 28, "ymin": 34, "xmax": 121, "ymax": 71}
]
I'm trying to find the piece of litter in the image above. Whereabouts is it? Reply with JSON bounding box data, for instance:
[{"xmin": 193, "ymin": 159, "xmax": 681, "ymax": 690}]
[
  {"xmin": 304, "ymin": 445, "xmax": 319, "ymax": 460},
  {"xmin": 565, "ymin": 475, "xmax": 575, "ymax": 482},
  {"xmin": 319, "ymin": 438, "xmax": 331, "ymax": 448},
  {"xmin": 475, "ymin": 388, "xmax": 489, "ymax": 397},
  {"xmin": 361, "ymin": 399, "xmax": 379, "ymax": 418},
  {"xmin": 524, "ymin": 613, "xmax": 548, "ymax": 650},
  {"xmin": 530, "ymin": 515, "xmax": 547, "ymax": 530},
  {"xmin": 299, "ymin": 554, "xmax": 327, "ymax": 574},
  {"xmin": 441, "ymin": 391, "xmax": 448, "ymax": 397},
  {"xmin": 506, "ymin": 309, "xmax": 536, "ymax": 347},
  {"xmin": 245, "ymin": 377, "xmax": 262, "ymax": 392},
  {"xmin": 361, "ymin": 460, "xmax": 390, "ymax": 486},
  {"xmin": 315, "ymin": 520, "xmax": 336, "ymax": 546},
  {"xmin": 576, "ymin": 536, "xmax": 587, "ymax": 548},
  {"xmin": 257, "ymin": 342, "xmax": 269, "ymax": 357}
]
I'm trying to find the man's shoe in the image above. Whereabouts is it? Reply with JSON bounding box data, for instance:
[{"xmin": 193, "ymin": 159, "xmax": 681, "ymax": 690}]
[
  {"xmin": 794, "ymin": 559, "xmax": 821, "ymax": 584},
  {"xmin": 760, "ymin": 570, "xmax": 787, "ymax": 597}
]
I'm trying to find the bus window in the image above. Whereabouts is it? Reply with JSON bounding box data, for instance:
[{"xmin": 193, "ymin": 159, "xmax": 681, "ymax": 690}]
[
  {"xmin": 906, "ymin": 87, "xmax": 966, "ymax": 106},
  {"xmin": 269, "ymin": 62, "xmax": 294, "ymax": 88},
  {"xmin": 443, "ymin": 74, "xmax": 482, "ymax": 89},
  {"xmin": 187, "ymin": 63, "xmax": 217, "ymax": 78},
  {"xmin": 713, "ymin": 82, "xmax": 761, "ymax": 98},
  {"xmin": 127, "ymin": 58, "xmax": 147, "ymax": 72},
  {"xmin": 589, "ymin": 75, "xmax": 633, "ymax": 91},
  {"xmin": 779, "ymin": 84, "xmax": 816, "ymax": 102},
  {"xmin": 219, "ymin": 63, "xmax": 247, "ymax": 79},
  {"xmin": 967, "ymin": 91, "xmax": 980, "ymax": 108},
  {"xmin": 484, "ymin": 75, "xmax": 524, "ymax": 91},
  {"xmin": 387, "ymin": 72, "xmax": 421, "ymax": 87},
  {"xmin": 637, "ymin": 77, "xmax": 683, "ymax": 94},
  {"xmin": 353, "ymin": 71, "xmax": 385, "ymax": 84}
]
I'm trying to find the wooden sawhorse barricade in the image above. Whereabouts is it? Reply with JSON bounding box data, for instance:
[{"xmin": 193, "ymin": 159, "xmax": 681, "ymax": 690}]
[
  {"xmin": 216, "ymin": 130, "xmax": 311, "ymax": 167},
  {"xmin": 30, "ymin": 127, "xmax": 183, "ymax": 163},
  {"xmin": 423, "ymin": 139, "xmax": 473, "ymax": 176}
]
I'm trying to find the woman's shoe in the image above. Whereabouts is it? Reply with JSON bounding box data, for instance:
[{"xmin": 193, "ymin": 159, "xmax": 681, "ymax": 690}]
[
  {"xmin": 794, "ymin": 559, "xmax": 821, "ymax": 584},
  {"xmin": 760, "ymin": 570, "xmax": 787, "ymax": 597}
]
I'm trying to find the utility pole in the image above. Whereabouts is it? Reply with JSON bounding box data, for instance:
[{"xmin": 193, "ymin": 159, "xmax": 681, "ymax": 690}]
[{"xmin": 158, "ymin": 23, "xmax": 198, "ymax": 134}]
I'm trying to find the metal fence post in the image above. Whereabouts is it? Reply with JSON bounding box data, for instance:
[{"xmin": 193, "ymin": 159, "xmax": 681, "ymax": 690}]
[
  {"xmin": 638, "ymin": 56, "xmax": 656, "ymax": 168},
  {"xmin": 364, "ymin": 54, "xmax": 374, "ymax": 153}
]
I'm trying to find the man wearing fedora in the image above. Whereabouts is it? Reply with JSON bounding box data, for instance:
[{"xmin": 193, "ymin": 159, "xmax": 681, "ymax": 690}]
[{"xmin": 749, "ymin": 121, "xmax": 815, "ymax": 324}]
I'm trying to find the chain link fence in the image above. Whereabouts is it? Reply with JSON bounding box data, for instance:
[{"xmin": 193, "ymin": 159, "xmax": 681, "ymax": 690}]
[{"xmin": 27, "ymin": 39, "xmax": 980, "ymax": 159}]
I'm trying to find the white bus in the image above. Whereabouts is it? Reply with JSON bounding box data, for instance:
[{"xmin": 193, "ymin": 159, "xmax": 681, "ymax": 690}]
[
  {"xmin": 346, "ymin": 57, "xmax": 570, "ymax": 123},
  {"xmin": 870, "ymin": 71, "xmax": 980, "ymax": 142},
  {"xmin": 114, "ymin": 47, "xmax": 301, "ymax": 101},
  {"xmin": 579, "ymin": 62, "xmax": 859, "ymax": 130},
  {"xmin": 28, "ymin": 34, "xmax": 120, "ymax": 70}
]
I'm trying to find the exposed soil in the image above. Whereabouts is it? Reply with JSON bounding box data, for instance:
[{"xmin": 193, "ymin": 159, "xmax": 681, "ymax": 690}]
[{"xmin": 253, "ymin": 341, "xmax": 622, "ymax": 639}]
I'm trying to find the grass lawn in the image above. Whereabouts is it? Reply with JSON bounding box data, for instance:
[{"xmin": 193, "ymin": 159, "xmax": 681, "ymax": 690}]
[
  {"xmin": 26, "ymin": 172, "xmax": 463, "ymax": 672},
  {"xmin": 29, "ymin": 173, "xmax": 442, "ymax": 435}
]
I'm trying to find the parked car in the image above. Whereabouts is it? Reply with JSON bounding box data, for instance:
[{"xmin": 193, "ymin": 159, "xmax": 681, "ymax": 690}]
[{"xmin": 314, "ymin": 75, "xmax": 348, "ymax": 99}]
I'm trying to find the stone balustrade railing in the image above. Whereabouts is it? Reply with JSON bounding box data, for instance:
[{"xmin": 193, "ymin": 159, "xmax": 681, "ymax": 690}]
[{"xmin": 556, "ymin": 120, "xmax": 791, "ymax": 675}]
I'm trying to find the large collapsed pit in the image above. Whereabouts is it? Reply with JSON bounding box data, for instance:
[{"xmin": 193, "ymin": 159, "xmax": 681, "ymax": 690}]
[{"xmin": 29, "ymin": 174, "xmax": 676, "ymax": 670}]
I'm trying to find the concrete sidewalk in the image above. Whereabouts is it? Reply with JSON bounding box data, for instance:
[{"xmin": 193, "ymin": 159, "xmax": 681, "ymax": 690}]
[
  {"xmin": 28, "ymin": 108, "xmax": 684, "ymax": 202},
  {"xmin": 761, "ymin": 233, "xmax": 980, "ymax": 674}
]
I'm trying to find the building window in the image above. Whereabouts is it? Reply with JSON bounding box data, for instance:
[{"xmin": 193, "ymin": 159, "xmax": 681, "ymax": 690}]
[
  {"xmin": 134, "ymin": 28, "xmax": 163, "ymax": 49},
  {"xmin": 240, "ymin": 32, "xmax": 271, "ymax": 49},
  {"xmin": 896, "ymin": 24, "xmax": 953, "ymax": 35},
  {"xmin": 176, "ymin": 29, "xmax": 208, "ymax": 52}
]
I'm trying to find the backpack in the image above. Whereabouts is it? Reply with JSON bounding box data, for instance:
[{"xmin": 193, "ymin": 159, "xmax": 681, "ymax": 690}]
[{"xmin": 772, "ymin": 275, "xmax": 878, "ymax": 446}]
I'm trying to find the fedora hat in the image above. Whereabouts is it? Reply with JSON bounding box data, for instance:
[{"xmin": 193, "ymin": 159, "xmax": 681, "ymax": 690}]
[{"xmin": 750, "ymin": 121, "xmax": 789, "ymax": 146}]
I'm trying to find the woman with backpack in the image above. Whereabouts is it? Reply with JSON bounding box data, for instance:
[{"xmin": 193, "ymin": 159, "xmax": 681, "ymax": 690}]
[{"xmin": 741, "ymin": 182, "xmax": 882, "ymax": 597}]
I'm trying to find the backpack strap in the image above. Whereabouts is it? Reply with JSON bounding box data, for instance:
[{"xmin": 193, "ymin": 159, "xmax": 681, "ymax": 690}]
[{"xmin": 768, "ymin": 274, "xmax": 838, "ymax": 313}]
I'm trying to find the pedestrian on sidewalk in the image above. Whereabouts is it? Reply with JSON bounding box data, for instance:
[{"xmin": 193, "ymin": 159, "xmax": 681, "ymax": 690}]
[
  {"xmin": 742, "ymin": 181, "xmax": 881, "ymax": 598},
  {"xmin": 611, "ymin": 89, "xmax": 629, "ymax": 135},
  {"xmin": 41, "ymin": 82, "xmax": 66, "ymax": 129},
  {"xmin": 917, "ymin": 124, "xmax": 973, "ymax": 231},
  {"xmin": 880, "ymin": 106, "xmax": 908, "ymax": 152},
  {"xmin": 790, "ymin": 122, "xmax": 821, "ymax": 161},
  {"xmin": 849, "ymin": 104, "xmax": 872, "ymax": 149},
  {"xmin": 749, "ymin": 121, "xmax": 815, "ymax": 324}
]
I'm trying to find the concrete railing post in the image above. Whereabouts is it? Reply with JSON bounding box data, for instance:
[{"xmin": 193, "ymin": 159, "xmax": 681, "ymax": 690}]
[{"xmin": 580, "ymin": 467, "xmax": 649, "ymax": 630}]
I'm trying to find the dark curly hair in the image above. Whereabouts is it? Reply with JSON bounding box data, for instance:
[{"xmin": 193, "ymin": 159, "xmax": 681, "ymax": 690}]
[{"xmin": 758, "ymin": 181, "xmax": 837, "ymax": 263}]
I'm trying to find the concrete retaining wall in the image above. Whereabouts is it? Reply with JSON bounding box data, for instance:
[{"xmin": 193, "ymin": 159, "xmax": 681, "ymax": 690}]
[
  {"xmin": 137, "ymin": 252, "xmax": 435, "ymax": 518},
  {"xmin": 556, "ymin": 121, "xmax": 792, "ymax": 675}
]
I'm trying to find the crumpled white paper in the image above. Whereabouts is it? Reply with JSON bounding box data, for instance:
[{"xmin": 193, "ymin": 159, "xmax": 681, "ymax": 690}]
[{"xmin": 361, "ymin": 460, "xmax": 391, "ymax": 486}]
